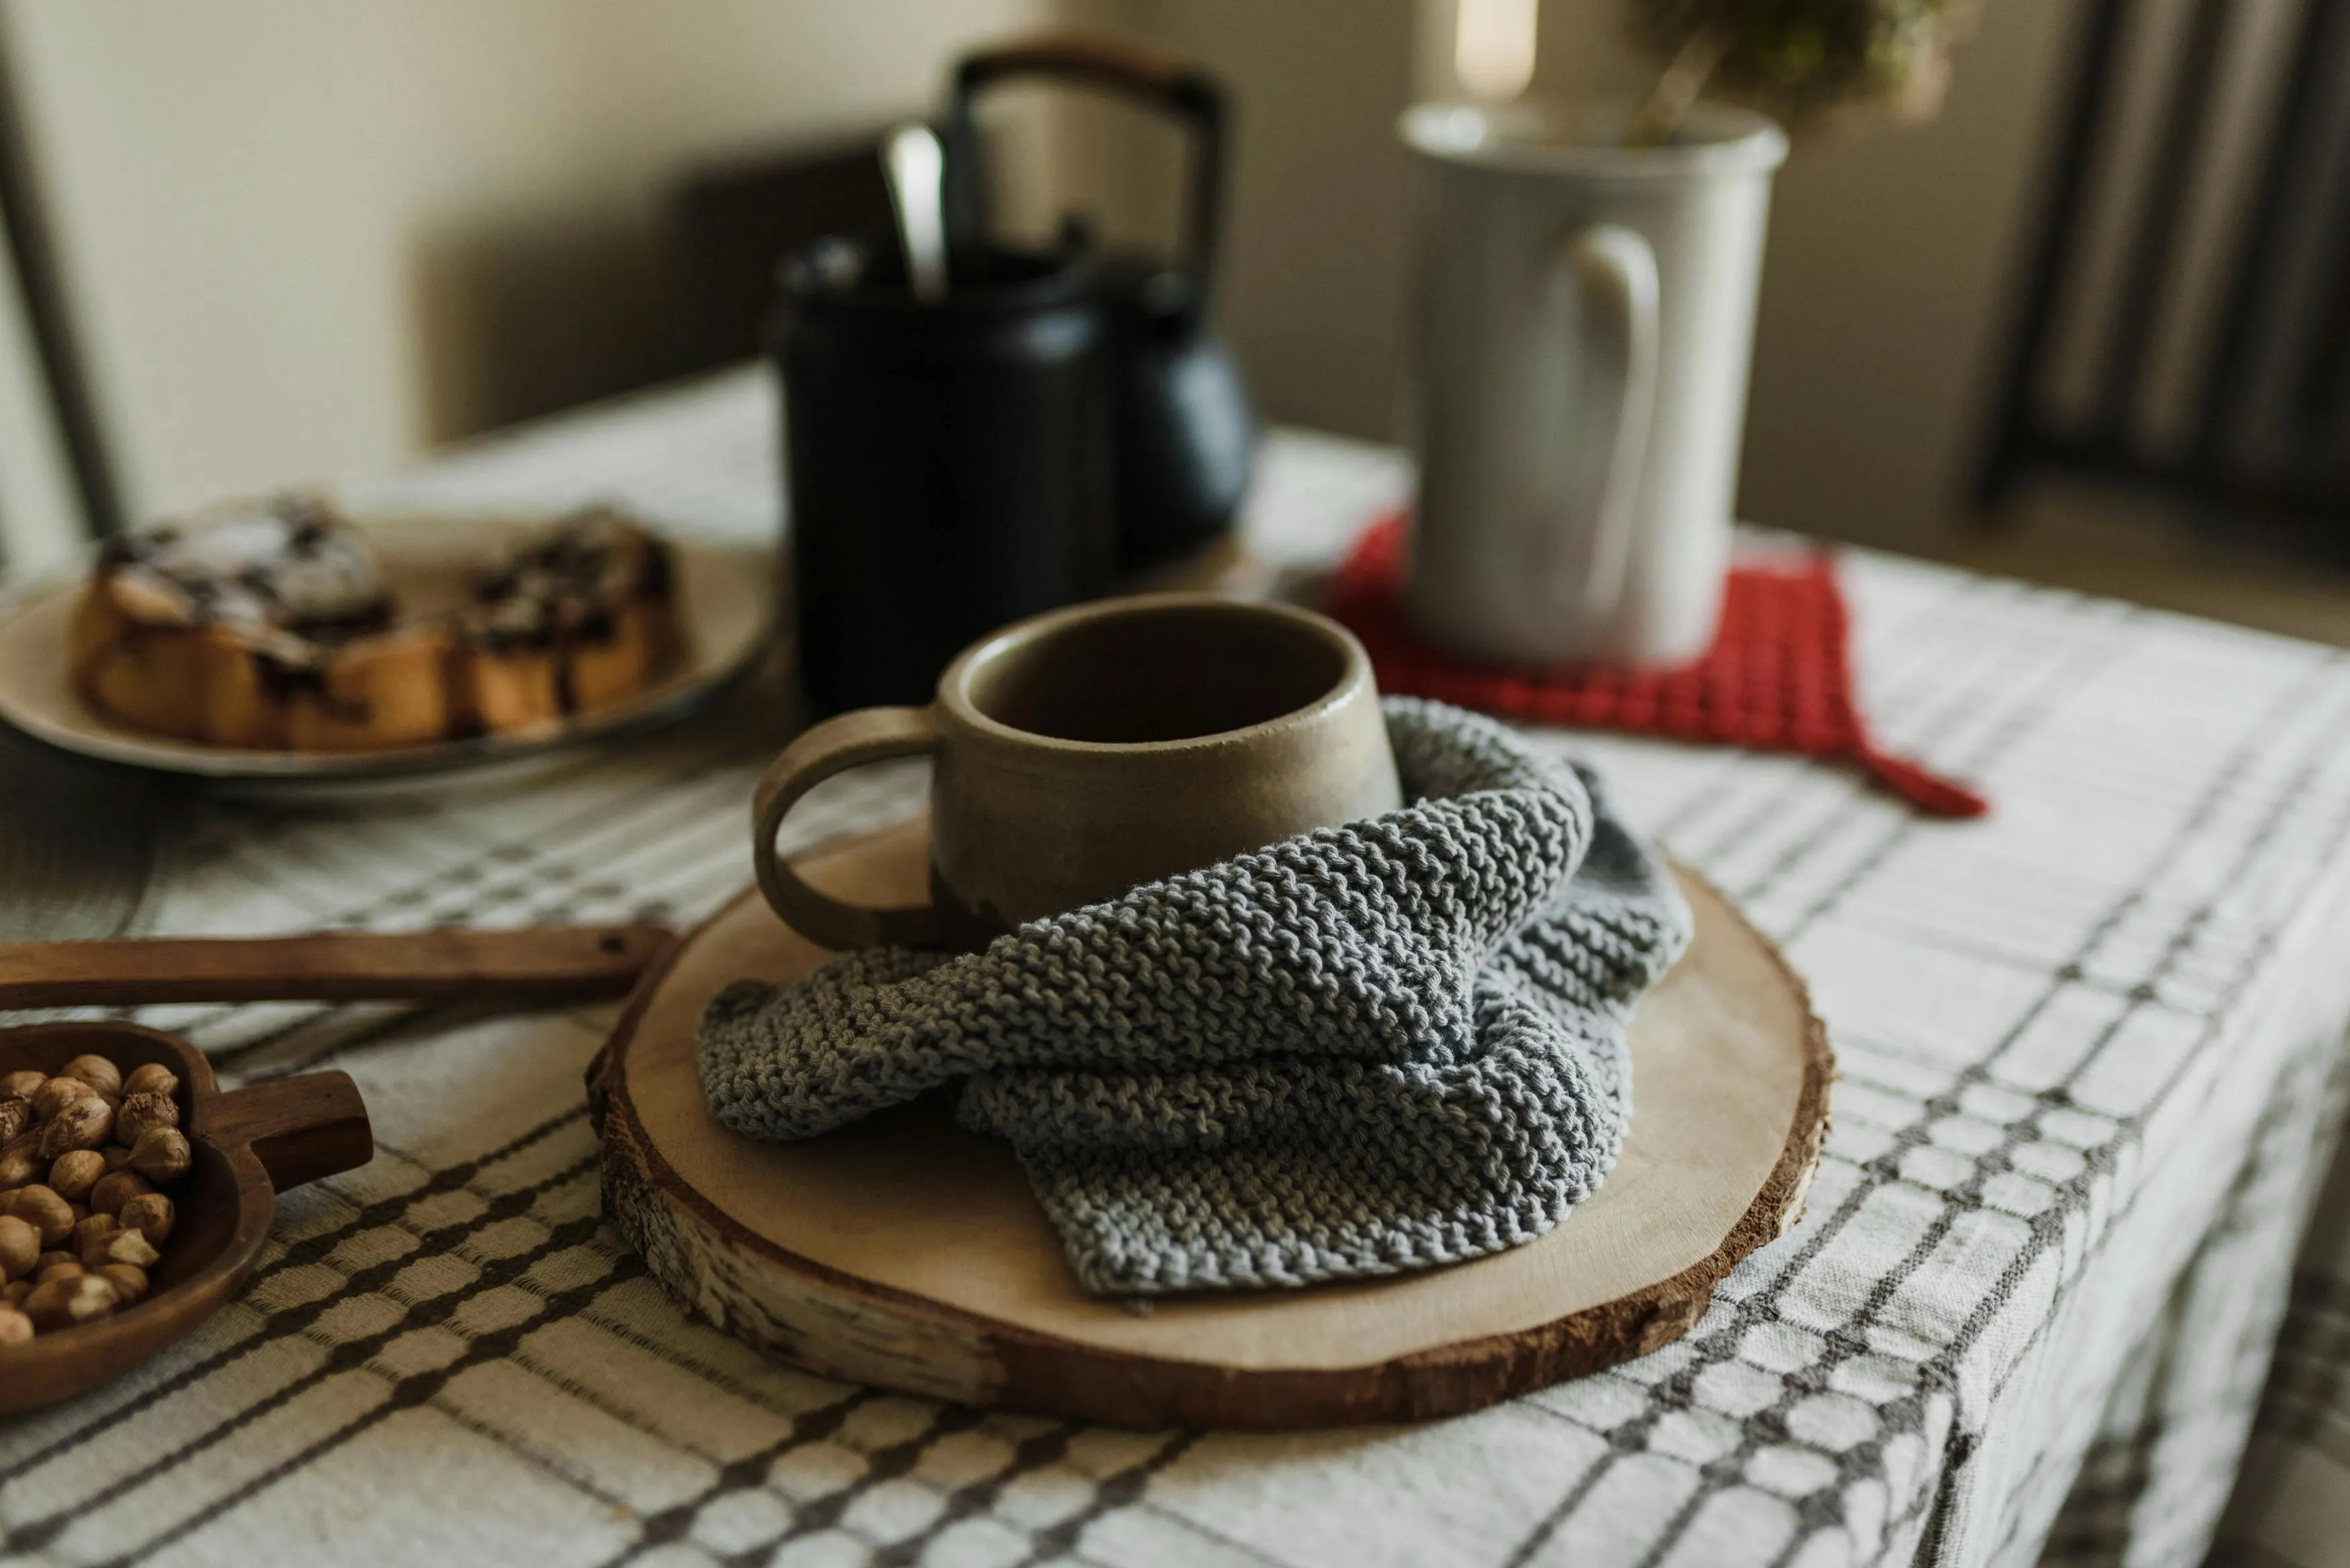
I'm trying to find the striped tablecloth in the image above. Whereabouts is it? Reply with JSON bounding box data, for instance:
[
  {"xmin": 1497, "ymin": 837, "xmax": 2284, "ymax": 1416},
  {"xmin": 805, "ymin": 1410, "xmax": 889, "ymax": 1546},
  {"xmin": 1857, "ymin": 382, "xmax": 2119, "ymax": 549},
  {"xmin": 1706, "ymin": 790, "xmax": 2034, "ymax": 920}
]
[{"xmin": 8, "ymin": 367, "xmax": 2350, "ymax": 1568}]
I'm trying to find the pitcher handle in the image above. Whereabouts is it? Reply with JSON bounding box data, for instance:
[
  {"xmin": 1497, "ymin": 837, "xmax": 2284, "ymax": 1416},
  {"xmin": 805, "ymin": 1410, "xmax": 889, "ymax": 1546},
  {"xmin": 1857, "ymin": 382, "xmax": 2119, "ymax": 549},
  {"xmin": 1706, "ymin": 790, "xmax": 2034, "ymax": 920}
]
[
  {"xmin": 1556, "ymin": 224, "xmax": 1660, "ymax": 623},
  {"xmin": 752, "ymin": 707, "xmax": 945, "ymax": 950}
]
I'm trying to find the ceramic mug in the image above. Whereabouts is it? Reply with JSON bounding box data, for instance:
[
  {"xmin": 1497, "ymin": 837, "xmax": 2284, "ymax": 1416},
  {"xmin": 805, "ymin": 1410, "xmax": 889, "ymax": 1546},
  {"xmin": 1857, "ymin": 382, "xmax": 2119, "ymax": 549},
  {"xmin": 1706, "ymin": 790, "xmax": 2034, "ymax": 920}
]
[
  {"xmin": 753, "ymin": 593, "xmax": 1402, "ymax": 948},
  {"xmin": 1400, "ymin": 99, "xmax": 1788, "ymax": 665}
]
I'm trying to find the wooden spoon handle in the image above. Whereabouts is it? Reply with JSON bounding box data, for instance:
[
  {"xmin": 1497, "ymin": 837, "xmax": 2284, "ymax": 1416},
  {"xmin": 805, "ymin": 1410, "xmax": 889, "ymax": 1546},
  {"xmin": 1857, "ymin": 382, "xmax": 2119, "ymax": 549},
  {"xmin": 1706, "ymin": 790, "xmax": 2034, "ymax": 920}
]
[
  {"xmin": 0, "ymin": 925, "xmax": 674, "ymax": 1010},
  {"xmin": 198, "ymin": 1071, "xmax": 373, "ymax": 1192}
]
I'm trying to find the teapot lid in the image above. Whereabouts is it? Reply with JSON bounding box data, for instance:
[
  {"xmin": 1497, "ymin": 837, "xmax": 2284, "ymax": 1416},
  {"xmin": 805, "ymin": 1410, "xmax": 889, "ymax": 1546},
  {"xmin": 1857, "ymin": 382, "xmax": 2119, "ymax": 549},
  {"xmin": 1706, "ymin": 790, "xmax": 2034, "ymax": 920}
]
[{"xmin": 783, "ymin": 233, "xmax": 1097, "ymax": 317}]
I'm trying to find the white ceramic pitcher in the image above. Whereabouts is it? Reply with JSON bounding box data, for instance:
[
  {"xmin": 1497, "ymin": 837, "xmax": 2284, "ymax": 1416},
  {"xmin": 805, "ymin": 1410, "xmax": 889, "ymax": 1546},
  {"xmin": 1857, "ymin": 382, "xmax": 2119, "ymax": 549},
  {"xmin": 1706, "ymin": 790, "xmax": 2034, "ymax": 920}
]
[{"xmin": 1399, "ymin": 101, "xmax": 1787, "ymax": 666}]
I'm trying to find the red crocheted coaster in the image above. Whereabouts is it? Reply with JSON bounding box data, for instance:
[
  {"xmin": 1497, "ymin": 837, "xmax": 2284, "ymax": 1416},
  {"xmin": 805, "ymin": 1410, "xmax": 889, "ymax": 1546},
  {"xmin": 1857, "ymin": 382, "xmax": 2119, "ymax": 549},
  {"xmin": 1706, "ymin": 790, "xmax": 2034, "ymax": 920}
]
[{"xmin": 1324, "ymin": 515, "xmax": 1989, "ymax": 818}]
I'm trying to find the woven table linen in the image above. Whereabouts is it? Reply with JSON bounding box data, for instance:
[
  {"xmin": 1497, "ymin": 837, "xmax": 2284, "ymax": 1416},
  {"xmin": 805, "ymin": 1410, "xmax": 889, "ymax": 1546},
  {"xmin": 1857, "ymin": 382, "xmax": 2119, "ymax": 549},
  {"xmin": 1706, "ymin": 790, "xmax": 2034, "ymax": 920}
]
[{"xmin": 5, "ymin": 368, "xmax": 2350, "ymax": 1568}]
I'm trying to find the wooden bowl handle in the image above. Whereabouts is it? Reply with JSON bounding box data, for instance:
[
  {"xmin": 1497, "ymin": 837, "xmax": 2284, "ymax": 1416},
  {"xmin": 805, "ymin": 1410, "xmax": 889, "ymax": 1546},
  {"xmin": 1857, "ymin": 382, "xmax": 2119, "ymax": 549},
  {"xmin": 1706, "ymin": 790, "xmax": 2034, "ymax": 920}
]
[{"xmin": 197, "ymin": 1072, "xmax": 373, "ymax": 1193}]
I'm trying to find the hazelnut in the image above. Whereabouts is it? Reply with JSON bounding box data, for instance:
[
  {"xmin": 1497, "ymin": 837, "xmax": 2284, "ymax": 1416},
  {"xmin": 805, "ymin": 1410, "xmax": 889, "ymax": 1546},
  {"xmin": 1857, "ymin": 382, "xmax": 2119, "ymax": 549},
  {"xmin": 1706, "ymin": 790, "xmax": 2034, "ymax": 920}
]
[
  {"xmin": 47, "ymin": 1148, "xmax": 104, "ymax": 1202},
  {"xmin": 0, "ymin": 1071, "xmax": 44, "ymax": 1102},
  {"xmin": 73, "ymin": 1222, "xmax": 117, "ymax": 1269},
  {"xmin": 58, "ymin": 1055, "xmax": 122, "ymax": 1097},
  {"xmin": 0, "ymin": 1137, "xmax": 45, "ymax": 1189},
  {"xmin": 113, "ymin": 1093, "xmax": 178, "ymax": 1147},
  {"xmin": 34, "ymin": 1260, "xmax": 81, "ymax": 1285},
  {"xmin": 34, "ymin": 1251, "xmax": 72, "ymax": 1274},
  {"xmin": 126, "ymin": 1128, "xmax": 193, "ymax": 1186},
  {"xmin": 0, "ymin": 1099, "xmax": 28, "ymax": 1146},
  {"xmin": 0, "ymin": 1280, "xmax": 26, "ymax": 1308},
  {"xmin": 117, "ymin": 1193, "xmax": 175, "ymax": 1248},
  {"xmin": 88, "ymin": 1171, "xmax": 153, "ymax": 1218},
  {"xmin": 0, "ymin": 1215, "xmax": 35, "ymax": 1281},
  {"xmin": 101, "ymin": 1145, "xmax": 134, "ymax": 1173},
  {"xmin": 29, "ymin": 1075, "xmax": 94, "ymax": 1122},
  {"xmin": 22, "ymin": 1273, "xmax": 115, "ymax": 1331},
  {"xmin": 122, "ymin": 1063, "xmax": 179, "ymax": 1100},
  {"xmin": 101, "ymin": 1230, "xmax": 158, "ymax": 1271},
  {"xmin": 0, "ymin": 1306, "xmax": 29, "ymax": 1344},
  {"xmin": 97, "ymin": 1263, "xmax": 148, "ymax": 1306},
  {"xmin": 11, "ymin": 1185, "xmax": 72, "ymax": 1246},
  {"xmin": 39, "ymin": 1096, "xmax": 111, "ymax": 1159}
]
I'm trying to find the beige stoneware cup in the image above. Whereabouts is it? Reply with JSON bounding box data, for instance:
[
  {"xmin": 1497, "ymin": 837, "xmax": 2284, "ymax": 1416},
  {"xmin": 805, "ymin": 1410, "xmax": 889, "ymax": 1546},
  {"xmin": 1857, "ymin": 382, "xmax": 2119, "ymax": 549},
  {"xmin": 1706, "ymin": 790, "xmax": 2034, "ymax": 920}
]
[{"xmin": 753, "ymin": 593, "xmax": 1403, "ymax": 948}]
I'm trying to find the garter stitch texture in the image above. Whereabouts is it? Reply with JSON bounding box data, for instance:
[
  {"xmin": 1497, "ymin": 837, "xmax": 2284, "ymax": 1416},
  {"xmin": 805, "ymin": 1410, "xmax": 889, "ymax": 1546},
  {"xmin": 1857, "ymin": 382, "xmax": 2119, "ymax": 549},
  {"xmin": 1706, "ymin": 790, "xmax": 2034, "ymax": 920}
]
[{"xmin": 698, "ymin": 697, "xmax": 1693, "ymax": 1296}]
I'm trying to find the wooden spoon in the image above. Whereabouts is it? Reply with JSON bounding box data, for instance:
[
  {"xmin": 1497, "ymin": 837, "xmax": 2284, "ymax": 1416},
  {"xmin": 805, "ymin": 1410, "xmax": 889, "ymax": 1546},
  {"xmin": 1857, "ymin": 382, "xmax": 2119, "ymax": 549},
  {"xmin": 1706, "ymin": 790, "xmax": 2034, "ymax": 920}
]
[
  {"xmin": 0, "ymin": 924, "xmax": 675, "ymax": 1010},
  {"xmin": 0, "ymin": 924, "xmax": 673, "ymax": 1412},
  {"xmin": 0, "ymin": 1022, "xmax": 369, "ymax": 1412}
]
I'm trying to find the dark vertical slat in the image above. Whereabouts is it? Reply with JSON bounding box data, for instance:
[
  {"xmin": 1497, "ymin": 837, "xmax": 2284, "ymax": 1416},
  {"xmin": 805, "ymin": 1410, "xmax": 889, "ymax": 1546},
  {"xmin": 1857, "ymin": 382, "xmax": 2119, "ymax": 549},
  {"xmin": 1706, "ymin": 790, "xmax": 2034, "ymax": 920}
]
[
  {"xmin": 1971, "ymin": 0, "xmax": 2134, "ymax": 513},
  {"xmin": 2284, "ymin": 21, "xmax": 2350, "ymax": 478},
  {"xmin": 2292, "ymin": 201, "xmax": 2350, "ymax": 476},
  {"xmin": 2192, "ymin": 0, "xmax": 2343, "ymax": 482},
  {"xmin": 2092, "ymin": 0, "xmax": 2232, "ymax": 446},
  {"xmin": 0, "ymin": 26, "xmax": 121, "ymax": 540},
  {"xmin": 1978, "ymin": 0, "xmax": 2350, "ymax": 538}
]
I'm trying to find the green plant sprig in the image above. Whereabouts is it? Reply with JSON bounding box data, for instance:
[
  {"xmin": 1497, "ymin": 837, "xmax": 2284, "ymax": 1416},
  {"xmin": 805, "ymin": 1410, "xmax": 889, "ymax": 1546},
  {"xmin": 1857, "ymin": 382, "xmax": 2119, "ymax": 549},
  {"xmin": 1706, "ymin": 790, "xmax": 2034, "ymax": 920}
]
[{"xmin": 1624, "ymin": 0, "xmax": 1977, "ymax": 145}]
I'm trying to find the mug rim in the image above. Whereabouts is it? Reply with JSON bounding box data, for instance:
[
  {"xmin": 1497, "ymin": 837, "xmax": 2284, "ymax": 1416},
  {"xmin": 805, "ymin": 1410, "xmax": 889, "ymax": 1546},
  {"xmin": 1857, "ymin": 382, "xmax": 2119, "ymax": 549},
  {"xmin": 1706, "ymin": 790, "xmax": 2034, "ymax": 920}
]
[
  {"xmin": 1401, "ymin": 98, "xmax": 1789, "ymax": 179},
  {"xmin": 938, "ymin": 592, "xmax": 1374, "ymax": 755}
]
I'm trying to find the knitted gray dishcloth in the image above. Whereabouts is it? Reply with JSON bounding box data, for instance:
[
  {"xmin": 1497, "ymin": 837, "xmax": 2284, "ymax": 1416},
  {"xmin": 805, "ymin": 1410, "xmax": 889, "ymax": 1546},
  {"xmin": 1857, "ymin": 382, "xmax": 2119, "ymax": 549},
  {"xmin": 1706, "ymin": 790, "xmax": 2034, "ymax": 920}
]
[{"xmin": 698, "ymin": 696, "xmax": 1693, "ymax": 1296}]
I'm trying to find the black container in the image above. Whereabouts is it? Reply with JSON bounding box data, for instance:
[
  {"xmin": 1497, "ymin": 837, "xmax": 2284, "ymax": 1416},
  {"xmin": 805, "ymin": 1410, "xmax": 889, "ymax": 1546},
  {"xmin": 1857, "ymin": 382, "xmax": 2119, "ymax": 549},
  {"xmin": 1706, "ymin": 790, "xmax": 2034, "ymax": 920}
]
[
  {"xmin": 945, "ymin": 36, "xmax": 1258, "ymax": 576},
  {"xmin": 777, "ymin": 239, "xmax": 1113, "ymax": 716},
  {"xmin": 1098, "ymin": 258, "xmax": 1257, "ymax": 573}
]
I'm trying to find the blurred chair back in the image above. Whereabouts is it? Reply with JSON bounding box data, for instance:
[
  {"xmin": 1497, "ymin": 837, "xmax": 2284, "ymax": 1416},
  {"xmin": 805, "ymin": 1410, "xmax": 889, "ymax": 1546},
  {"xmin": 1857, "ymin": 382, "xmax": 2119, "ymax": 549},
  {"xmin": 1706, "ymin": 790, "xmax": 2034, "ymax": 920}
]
[
  {"xmin": 667, "ymin": 130, "xmax": 896, "ymax": 375},
  {"xmin": 1979, "ymin": 0, "xmax": 2350, "ymax": 542}
]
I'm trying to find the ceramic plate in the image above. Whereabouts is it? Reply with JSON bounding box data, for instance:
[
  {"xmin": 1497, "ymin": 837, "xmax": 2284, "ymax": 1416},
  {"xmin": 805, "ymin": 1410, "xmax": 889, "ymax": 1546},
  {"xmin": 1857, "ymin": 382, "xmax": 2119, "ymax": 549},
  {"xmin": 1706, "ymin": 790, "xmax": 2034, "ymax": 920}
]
[{"xmin": 0, "ymin": 516, "xmax": 775, "ymax": 784}]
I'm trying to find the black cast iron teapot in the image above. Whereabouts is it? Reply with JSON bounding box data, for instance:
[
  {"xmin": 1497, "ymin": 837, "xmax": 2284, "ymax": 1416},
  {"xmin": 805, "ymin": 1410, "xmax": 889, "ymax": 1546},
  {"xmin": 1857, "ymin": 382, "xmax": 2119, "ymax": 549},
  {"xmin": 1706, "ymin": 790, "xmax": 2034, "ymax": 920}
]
[{"xmin": 943, "ymin": 35, "xmax": 1258, "ymax": 576}]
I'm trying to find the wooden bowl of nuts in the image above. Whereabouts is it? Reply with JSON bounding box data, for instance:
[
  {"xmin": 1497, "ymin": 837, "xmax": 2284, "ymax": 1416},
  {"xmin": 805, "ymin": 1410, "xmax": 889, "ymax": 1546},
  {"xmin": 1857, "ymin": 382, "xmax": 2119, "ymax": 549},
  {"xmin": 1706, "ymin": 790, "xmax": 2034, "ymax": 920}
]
[{"xmin": 0, "ymin": 1020, "xmax": 370, "ymax": 1413}]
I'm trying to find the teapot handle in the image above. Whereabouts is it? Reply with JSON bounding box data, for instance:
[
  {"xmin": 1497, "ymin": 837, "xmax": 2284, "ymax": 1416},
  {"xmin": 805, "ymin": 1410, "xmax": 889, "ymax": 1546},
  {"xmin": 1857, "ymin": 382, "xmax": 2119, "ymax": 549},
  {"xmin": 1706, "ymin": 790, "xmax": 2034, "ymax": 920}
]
[{"xmin": 943, "ymin": 32, "xmax": 1228, "ymax": 305}]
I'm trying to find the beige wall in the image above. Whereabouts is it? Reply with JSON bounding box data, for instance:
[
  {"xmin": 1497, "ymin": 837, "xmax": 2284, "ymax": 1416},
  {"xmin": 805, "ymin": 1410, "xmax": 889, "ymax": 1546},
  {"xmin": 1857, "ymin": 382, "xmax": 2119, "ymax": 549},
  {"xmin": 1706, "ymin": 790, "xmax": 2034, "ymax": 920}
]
[
  {"xmin": 1733, "ymin": 1, "xmax": 2079, "ymax": 547},
  {"xmin": 3, "ymin": 0, "xmax": 2082, "ymax": 552},
  {"xmin": 2, "ymin": 0, "xmax": 1050, "ymax": 520},
  {"xmin": 1130, "ymin": 0, "xmax": 1420, "ymax": 443}
]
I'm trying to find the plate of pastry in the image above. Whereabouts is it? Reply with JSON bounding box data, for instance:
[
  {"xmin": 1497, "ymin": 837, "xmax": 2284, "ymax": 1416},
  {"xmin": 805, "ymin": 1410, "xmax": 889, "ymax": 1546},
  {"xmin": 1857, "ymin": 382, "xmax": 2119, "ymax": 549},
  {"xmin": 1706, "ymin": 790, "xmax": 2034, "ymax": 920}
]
[{"xmin": 0, "ymin": 495, "xmax": 773, "ymax": 783}]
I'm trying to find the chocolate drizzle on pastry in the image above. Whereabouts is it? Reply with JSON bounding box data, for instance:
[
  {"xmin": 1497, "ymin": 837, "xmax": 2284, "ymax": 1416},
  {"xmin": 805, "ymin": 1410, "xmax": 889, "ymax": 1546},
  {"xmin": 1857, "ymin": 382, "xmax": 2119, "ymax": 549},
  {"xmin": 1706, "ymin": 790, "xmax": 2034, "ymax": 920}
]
[
  {"xmin": 68, "ymin": 497, "xmax": 682, "ymax": 750},
  {"xmin": 460, "ymin": 508, "xmax": 677, "ymax": 715},
  {"xmin": 97, "ymin": 494, "xmax": 392, "ymax": 638}
]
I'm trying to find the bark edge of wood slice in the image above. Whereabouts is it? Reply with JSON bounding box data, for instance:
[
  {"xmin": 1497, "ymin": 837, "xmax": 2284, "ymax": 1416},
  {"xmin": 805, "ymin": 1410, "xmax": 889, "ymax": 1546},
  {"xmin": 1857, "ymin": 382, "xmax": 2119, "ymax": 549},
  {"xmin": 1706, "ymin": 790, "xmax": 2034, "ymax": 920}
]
[{"xmin": 590, "ymin": 816, "xmax": 1832, "ymax": 1430}]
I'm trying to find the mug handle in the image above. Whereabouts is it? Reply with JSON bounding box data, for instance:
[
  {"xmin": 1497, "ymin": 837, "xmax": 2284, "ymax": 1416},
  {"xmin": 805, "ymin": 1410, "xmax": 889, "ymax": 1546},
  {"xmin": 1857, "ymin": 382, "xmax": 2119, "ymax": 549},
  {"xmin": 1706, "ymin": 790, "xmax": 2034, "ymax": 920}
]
[
  {"xmin": 752, "ymin": 706, "xmax": 945, "ymax": 950},
  {"xmin": 1552, "ymin": 224, "xmax": 1660, "ymax": 622}
]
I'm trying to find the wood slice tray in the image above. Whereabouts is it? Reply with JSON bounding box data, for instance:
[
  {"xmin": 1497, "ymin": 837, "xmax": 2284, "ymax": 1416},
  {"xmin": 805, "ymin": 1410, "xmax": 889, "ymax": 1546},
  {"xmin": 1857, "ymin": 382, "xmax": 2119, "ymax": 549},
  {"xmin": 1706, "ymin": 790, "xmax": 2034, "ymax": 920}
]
[{"xmin": 590, "ymin": 817, "xmax": 1831, "ymax": 1430}]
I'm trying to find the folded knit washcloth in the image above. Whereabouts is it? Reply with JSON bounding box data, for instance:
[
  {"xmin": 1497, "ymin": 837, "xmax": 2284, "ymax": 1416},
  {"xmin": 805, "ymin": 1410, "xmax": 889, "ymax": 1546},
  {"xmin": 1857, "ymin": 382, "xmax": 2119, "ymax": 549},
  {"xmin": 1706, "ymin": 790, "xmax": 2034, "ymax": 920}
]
[{"xmin": 698, "ymin": 697, "xmax": 1693, "ymax": 1295}]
